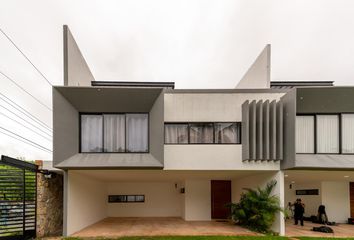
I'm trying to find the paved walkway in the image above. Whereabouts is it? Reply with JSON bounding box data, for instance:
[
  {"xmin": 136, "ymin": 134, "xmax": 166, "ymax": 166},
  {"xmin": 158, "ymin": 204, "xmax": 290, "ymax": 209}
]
[
  {"xmin": 286, "ymin": 220, "xmax": 354, "ymax": 238},
  {"xmin": 73, "ymin": 217, "xmax": 260, "ymax": 238}
]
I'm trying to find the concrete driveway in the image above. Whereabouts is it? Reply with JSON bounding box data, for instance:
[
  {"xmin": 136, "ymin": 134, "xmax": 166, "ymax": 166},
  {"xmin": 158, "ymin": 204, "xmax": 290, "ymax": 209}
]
[{"xmin": 72, "ymin": 217, "xmax": 259, "ymax": 238}]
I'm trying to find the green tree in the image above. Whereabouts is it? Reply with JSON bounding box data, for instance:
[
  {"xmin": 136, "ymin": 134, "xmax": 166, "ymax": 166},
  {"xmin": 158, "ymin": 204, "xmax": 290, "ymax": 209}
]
[{"xmin": 230, "ymin": 180, "xmax": 283, "ymax": 234}]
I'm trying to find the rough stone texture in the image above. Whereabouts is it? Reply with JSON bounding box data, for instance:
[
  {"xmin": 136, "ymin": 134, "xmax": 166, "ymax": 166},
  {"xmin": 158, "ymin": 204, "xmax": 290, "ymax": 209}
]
[{"xmin": 36, "ymin": 168, "xmax": 63, "ymax": 237}]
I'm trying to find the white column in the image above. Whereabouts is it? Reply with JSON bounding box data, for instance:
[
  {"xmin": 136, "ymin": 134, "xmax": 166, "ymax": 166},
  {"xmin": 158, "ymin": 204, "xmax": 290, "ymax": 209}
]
[{"xmin": 271, "ymin": 170, "xmax": 285, "ymax": 236}]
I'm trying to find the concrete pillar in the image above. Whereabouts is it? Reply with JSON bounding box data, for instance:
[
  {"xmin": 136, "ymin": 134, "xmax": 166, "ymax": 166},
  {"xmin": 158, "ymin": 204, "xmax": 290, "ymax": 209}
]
[{"xmin": 271, "ymin": 170, "xmax": 285, "ymax": 236}]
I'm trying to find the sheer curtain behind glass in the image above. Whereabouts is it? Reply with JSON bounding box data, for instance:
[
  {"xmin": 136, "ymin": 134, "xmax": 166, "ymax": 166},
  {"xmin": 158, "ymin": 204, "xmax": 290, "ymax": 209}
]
[
  {"xmin": 104, "ymin": 114, "xmax": 125, "ymax": 152},
  {"xmin": 214, "ymin": 123, "xmax": 240, "ymax": 143},
  {"xmin": 126, "ymin": 114, "xmax": 148, "ymax": 152},
  {"xmin": 81, "ymin": 115, "xmax": 103, "ymax": 152},
  {"xmin": 316, "ymin": 115, "xmax": 339, "ymax": 153},
  {"xmin": 342, "ymin": 114, "xmax": 354, "ymax": 153},
  {"xmin": 296, "ymin": 116, "xmax": 314, "ymax": 153},
  {"xmin": 189, "ymin": 123, "xmax": 213, "ymax": 143},
  {"xmin": 165, "ymin": 124, "xmax": 188, "ymax": 143}
]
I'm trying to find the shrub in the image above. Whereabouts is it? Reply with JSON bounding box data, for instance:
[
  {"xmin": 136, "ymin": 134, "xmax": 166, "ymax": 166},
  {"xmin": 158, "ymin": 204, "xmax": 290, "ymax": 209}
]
[{"xmin": 230, "ymin": 180, "xmax": 283, "ymax": 234}]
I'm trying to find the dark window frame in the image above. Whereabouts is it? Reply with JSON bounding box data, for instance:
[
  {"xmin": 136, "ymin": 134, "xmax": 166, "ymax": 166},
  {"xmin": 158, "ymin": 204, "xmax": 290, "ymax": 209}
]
[
  {"xmin": 79, "ymin": 112, "xmax": 149, "ymax": 153},
  {"xmin": 164, "ymin": 122, "xmax": 242, "ymax": 145},
  {"xmin": 296, "ymin": 113, "xmax": 354, "ymax": 155},
  {"xmin": 108, "ymin": 195, "xmax": 145, "ymax": 203}
]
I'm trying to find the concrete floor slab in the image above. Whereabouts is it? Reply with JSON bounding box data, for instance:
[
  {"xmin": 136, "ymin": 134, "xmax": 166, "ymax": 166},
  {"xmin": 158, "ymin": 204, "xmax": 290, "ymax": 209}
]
[
  {"xmin": 286, "ymin": 220, "xmax": 354, "ymax": 238},
  {"xmin": 73, "ymin": 217, "xmax": 259, "ymax": 238}
]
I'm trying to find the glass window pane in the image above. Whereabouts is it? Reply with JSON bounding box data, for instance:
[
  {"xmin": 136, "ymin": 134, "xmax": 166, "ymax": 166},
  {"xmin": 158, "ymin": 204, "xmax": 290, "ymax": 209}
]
[
  {"xmin": 189, "ymin": 123, "xmax": 214, "ymax": 143},
  {"xmin": 165, "ymin": 124, "xmax": 188, "ymax": 144},
  {"xmin": 296, "ymin": 116, "xmax": 314, "ymax": 153},
  {"xmin": 127, "ymin": 195, "xmax": 136, "ymax": 202},
  {"xmin": 126, "ymin": 114, "xmax": 149, "ymax": 152},
  {"xmin": 81, "ymin": 115, "xmax": 103, "ymax": 152},
  {"xmin": 104, "ymin": 114, "xmax": 125, "ymax": 152},
  {"xmin": 214, "ymin": 123, "xmax": 240, "ymax": 143},
  {"xmin": 316, "ymin": 115, "xmax": 339, "ymax": 153},
  {"xmin": 135, "ymin": 195, "xmax": 145, "ymax": 202},
  {"xmin": 342, "ymin": 114, "xmax": 354, "ymax": 153}
]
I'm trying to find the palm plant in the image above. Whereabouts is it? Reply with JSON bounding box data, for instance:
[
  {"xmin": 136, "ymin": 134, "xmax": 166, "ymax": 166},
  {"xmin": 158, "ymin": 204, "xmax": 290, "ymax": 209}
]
[{"xmin": 230, "ymin": 180, "xmax": 282, "ymax": 234}]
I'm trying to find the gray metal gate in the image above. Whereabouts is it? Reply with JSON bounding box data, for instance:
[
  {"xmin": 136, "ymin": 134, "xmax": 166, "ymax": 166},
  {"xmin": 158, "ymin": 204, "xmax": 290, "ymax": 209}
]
[{"xmin": 0, "ymin": 156, "xmax": 37, "ymax": 240}]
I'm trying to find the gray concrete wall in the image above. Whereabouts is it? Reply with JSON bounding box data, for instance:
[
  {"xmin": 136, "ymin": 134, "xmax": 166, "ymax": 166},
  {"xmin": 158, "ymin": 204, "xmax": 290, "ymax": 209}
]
[
  {"xmin": 63, "ymin": 25, "xmax": 95, "ymax": 86},
  {"xmin": 53, "ymin": 88, "xmax": 79, "ymax": 167},
  {"xmin": 149, "ymin": 92, "xmax": 164, "ymax": 164},
  {"xmin": 297, "ymin": 87, "xmax": 354, "ymax": 113},
  {"xmin": 281, "ymin": 89, "xmax": 296, "ymax": 169},
  {"xmin": 53, "ymin": 86, "xmax": 164, "ymax": 169}
]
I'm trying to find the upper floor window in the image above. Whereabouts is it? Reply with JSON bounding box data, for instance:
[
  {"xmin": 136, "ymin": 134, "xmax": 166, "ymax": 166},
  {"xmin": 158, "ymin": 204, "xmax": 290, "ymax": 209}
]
[
  {"xmin": 342, "ymin": 114, "xmax": 354, "ymax": 153},
  {"xmin": 164, "ymin": 122, "xmax": 241, "ymax": 144},
  {"xmin": 80, "ymin": 113, "xmax": 148, "ymax": 153},
  {"xmin": 296, "ymin": 114, "xmax": 353, "ymax": 154}
]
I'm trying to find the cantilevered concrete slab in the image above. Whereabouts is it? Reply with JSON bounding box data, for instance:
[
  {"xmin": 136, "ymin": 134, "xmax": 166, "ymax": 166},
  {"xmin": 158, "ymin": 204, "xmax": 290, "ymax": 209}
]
[{"xmin": 53, "ymin": 86, "xmax": 164, "ymax": 168}]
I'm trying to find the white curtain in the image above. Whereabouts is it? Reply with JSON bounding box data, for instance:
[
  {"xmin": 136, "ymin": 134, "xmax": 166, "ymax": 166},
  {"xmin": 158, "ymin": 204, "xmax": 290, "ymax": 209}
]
[
  {"xmin": 296, "ymin": 116, "xmax": 314, "ymax": 153},
  {"xmin": 189, "ymin": 123, "xmax": 213, "ymax": 143},
  {"xmin": 342, "ymin": 114, "xmax": 354, "ymax": 153},
  {"xmin": 81, "ymin": 115, "xmax": 103, "ymax": 152},
  {"xmin": 104, "ymin": 114, "xmax": 125, "ymax": 152},
  {"xmin": 126, "ymin": 114, "xmax": 148, "ymax": 152},
  {"xmin": 214, "ymin": 123, "xmax": 240, "ymax": 143},
  {"xmin": 165, "ymin": 124, "xmax": 188, "ymax": 143},
  {"xmin": 316, "ymin": 115, "xmax": 339, "ymax": 153}
]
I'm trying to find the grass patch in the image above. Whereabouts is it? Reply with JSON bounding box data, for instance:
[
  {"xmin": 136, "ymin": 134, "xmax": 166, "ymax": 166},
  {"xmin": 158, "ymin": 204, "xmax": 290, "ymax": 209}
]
[
  {"xmin": 297, "ymin": 238, "xmax": 354, "ymax": 240},
  {"xmin": 62, "ymin": 236, "xmax": 288, "ymax": 240}
]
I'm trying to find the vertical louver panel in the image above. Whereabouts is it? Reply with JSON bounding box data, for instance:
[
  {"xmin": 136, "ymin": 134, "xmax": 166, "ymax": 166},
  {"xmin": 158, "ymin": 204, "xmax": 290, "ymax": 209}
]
[
  {"xmin": 249, "ymin": 100, "xmax": 257, "ymax": 160},
  {"xmin": 269, "ymin": 100, "xmax": 277, "ymax": 160},
  {"xmin": 262, "ymin": 100, "xmax": 270, "ymax": 160},
  {"xmin": 242, "ymin": 101, "xmax": 250, "ymax": 161},
  {"xmin": 242, "ymin": 99, "xmax": 283, "ymax": 161},
  {"xmin": 276, "ymin": 101, "xmax": 283, "ymax": 160},
  {"xmin": 256, "ymin": 101, "xmax": 263, "ymax": 160}
]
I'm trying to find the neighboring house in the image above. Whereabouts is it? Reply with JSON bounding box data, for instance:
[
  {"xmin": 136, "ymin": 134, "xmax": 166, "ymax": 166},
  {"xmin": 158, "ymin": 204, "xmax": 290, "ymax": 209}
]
[{"xmin": 53, "ymin": 26, "xmax": 354, "ymax": 236}]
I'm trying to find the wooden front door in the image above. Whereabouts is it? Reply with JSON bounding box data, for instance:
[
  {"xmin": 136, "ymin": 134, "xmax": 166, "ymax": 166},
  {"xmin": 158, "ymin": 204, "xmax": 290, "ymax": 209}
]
[
  {"xmin": 350, "ymin": 182, "xmax": 354, "ymax": 218},
  {"xmin": 211, "ymin": 180, "xmax": 231, "ymax": 219}
]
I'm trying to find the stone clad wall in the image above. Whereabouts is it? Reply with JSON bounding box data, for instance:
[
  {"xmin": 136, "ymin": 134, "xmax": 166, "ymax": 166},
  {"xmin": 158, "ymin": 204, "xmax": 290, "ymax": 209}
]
[{"xmin": 36, "ymin": 162, "xmax": 63, "ymax": 237}]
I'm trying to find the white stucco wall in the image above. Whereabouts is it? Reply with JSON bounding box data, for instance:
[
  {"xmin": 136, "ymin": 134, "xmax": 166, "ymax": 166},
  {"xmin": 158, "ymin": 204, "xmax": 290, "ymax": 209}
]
[
  {"xmin": 232, "ymin": 171, "xmax": 285, "ymax": 235},
  {"xmin": 164, "ymin": 92, "xmax": 284, "ymax": 171},
  {"xmin": 184, "ymin": 180, "xmax": 211, "ymax": 221},
  {"xmin": 67, "ymin": 171, "xmax": 106, "ymax": 236},
  {"xmin": 321, "ymin": 181, "xmax": 350, "ymax": 223},
  {"xmin": 284, "ymin": 182, "xmax": 322, "ymax": 217},
  {"xmin": 106, "ymin": 182, "xmax": 182, "ymax": 217},
  {"xmin": 164, "ymin": 145, "xmax": 280, "ymax": 170},
  {"xmin": 164, "ymin": 93, "xmax": 284, "ymax": 122}
]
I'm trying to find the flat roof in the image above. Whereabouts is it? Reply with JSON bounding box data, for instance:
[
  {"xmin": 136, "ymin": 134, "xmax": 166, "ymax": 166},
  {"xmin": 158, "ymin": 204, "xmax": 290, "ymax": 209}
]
[
  {"xmin": 271, "ymin": 81, "xmax": 334, "ymax": 89},
  {"xmin": 92, "ymin": 81, "xmax": 175, "ymax": 89}
]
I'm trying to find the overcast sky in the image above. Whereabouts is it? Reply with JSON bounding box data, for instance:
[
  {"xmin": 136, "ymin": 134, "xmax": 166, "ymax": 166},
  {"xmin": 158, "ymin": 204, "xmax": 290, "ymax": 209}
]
[{"xmin": 1, "ymin": 0, "xmax": 354, "ymax": 160}]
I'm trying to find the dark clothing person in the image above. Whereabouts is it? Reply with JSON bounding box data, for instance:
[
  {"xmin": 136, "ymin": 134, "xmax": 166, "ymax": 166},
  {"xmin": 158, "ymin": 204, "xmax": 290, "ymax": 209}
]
[
  {"xmin": 294, "ymin": 199, "xmax": 305, "ymax": 226},
  {"xmin": 317, "ymin": 205, "xmax": 328, "ymax": 224}
]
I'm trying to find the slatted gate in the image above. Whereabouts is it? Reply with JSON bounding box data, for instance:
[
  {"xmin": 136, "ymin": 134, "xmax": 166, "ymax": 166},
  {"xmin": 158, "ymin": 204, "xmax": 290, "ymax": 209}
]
[{"xmin": 0, "ymin": 156, "xmax": 38, "ymax": 240}]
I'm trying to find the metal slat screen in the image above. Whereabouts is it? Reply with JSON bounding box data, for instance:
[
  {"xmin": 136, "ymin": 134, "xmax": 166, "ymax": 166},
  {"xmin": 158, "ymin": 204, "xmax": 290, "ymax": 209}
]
[{"xmin": 0, "ymin": 163, "xmax": 36, "ymax": 239}]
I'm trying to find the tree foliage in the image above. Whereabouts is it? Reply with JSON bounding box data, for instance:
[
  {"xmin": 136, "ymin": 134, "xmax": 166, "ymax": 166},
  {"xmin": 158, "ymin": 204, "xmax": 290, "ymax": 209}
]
[{"xmin": 230, "ymin": 180, "xmax": 282, "ymax": 234}]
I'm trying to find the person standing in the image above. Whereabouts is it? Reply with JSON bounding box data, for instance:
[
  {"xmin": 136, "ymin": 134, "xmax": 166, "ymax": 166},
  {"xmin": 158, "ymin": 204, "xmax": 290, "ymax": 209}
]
[{"xmin": 293, "ymin": 198, "xmax": 305, "ymax": 226}]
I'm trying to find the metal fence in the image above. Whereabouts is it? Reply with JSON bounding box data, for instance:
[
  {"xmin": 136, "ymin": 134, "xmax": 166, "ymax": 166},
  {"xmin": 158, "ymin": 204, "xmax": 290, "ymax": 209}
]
[{"xmin": 0, "ymin": 156, "xmax": 37, "ymax": 240}]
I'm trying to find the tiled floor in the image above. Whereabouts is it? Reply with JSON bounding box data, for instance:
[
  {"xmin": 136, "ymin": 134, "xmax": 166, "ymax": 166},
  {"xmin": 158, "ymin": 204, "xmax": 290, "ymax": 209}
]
[
  {"xmin": 286, "ymin": 220, "xmax": 354, "ymax": 238},
  {"xmin": 73, "ymin": 217, "xmax": 260, "ymax": 238}
]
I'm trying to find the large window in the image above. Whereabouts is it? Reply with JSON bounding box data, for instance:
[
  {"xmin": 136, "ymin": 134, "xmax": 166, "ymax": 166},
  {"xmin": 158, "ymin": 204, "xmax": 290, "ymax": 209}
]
[
  {"xmin": 164, "ymin": 122, "xmax": 241, "ymax": 144},
  {"xmin": 164, "ymin": 124, "xmax": 188, "ymax": 144},
  {"xmin": 316, "ymin": 115, "xmax": 339, "ymax": 153},
  {"xmin": 296, "ymin": 116, "xmax": 314, "ymax": 153},
  {"xmin": 342, "ymin": 114, "xmax": 354, "ymax": 153},
  {"xmin": 296, "ymin": 114, "xmax": 354, "ymax": 154},
  {"xmin": 80, "ymin": 113, "xmax": 148, "ymax": 153}
]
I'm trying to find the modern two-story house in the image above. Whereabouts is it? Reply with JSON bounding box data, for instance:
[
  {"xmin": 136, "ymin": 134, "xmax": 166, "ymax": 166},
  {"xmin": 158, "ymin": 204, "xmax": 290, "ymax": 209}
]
[{"xmin": 53, "ymin": 26, "xmax": 354, "ymax": 236}]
